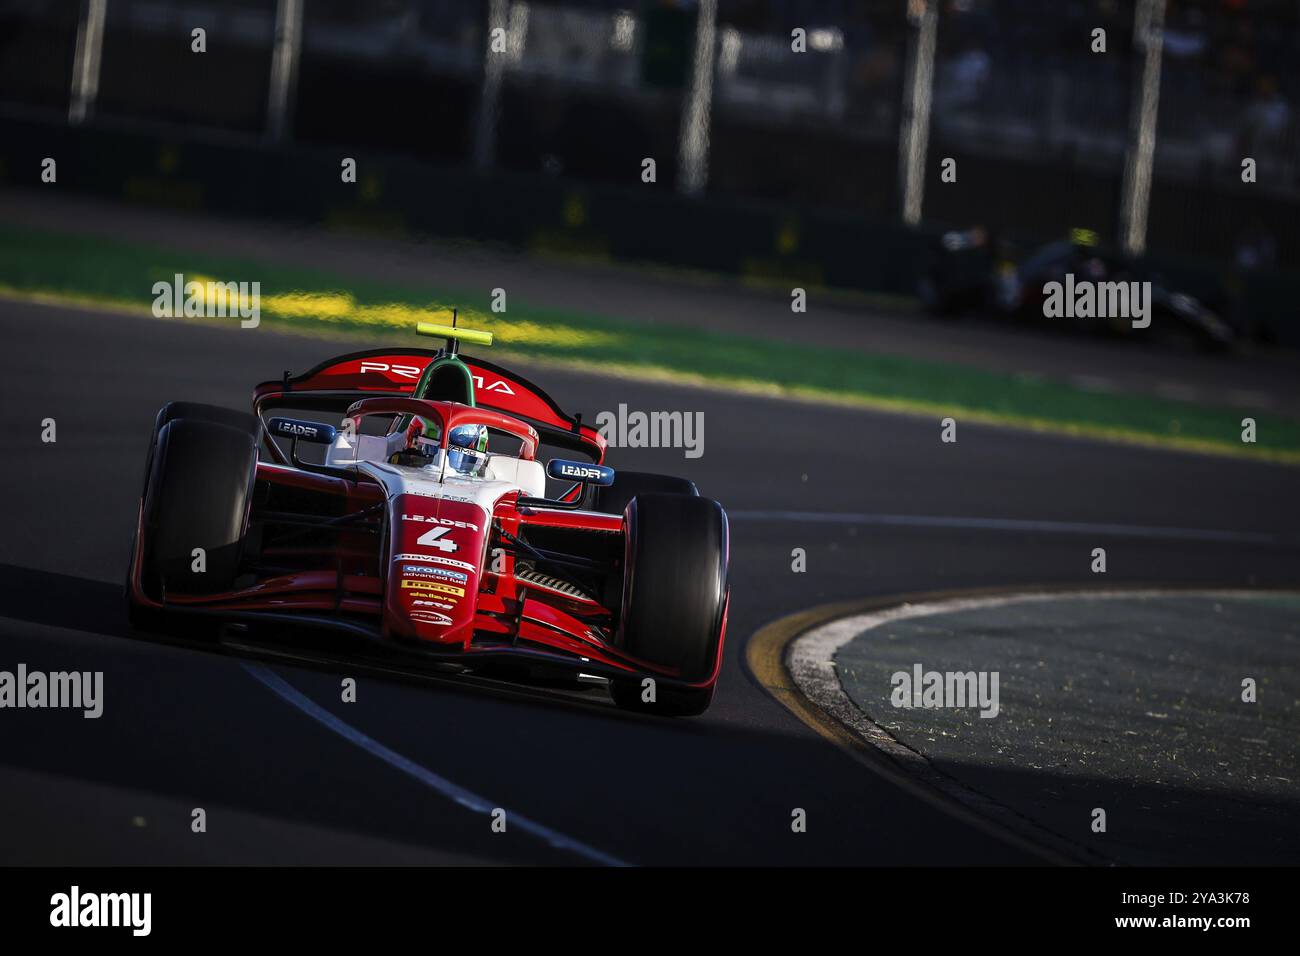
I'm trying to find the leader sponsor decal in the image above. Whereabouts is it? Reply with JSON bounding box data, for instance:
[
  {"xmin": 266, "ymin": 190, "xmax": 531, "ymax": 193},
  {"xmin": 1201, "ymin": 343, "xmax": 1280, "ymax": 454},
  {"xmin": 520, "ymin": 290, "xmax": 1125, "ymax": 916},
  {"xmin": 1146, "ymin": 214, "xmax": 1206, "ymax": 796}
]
[
  {"xmin": 402, "ymin": 514, "xmax": 479, "ymax": 555},
  {"xmin": 401, "ymin": 514, "xmax": 479, "ymax": 532}
]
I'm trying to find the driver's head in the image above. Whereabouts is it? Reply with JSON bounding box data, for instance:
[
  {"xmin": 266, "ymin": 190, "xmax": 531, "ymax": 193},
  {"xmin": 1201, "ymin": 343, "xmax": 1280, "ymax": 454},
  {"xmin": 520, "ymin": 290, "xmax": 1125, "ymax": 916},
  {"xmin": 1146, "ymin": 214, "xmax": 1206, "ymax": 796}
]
[
  {"xmin": 447, "ymin": 423, "xmax": 489, "ymax": 476},
  {"xmin": 387, "ymin": 416, "xmax": 489, "ymax": 475}
]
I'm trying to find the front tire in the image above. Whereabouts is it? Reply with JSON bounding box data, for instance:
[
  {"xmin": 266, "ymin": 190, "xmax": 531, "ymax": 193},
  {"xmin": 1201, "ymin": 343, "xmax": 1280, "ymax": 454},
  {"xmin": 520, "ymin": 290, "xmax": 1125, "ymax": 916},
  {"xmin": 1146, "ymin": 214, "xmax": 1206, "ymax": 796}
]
[
  {"xmin": 139, "ymin": 418, "xmax": 258, "ymax": 598},
  {"xmin": 608, "ymin": 677, "xmax": 715, "ymax": 717},
  {"xmin": 140, "ymin": 402, "xmax": 261, "ymax": 498},
  {"xmin": 591, "ymin": 470, "xmax": 697, "ymax": 516},
  {"xmin": 610, "ymin": 493, "xmax": 727, "ymax": 716}
]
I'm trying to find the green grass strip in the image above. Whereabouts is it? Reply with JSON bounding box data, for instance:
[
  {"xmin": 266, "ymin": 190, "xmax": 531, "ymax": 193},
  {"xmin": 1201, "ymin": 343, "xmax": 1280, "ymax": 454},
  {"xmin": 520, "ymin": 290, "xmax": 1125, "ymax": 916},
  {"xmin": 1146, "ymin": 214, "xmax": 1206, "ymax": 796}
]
[{"xmin": 1, "ymin": 224, "xmax": 1294, "ymax": 464}]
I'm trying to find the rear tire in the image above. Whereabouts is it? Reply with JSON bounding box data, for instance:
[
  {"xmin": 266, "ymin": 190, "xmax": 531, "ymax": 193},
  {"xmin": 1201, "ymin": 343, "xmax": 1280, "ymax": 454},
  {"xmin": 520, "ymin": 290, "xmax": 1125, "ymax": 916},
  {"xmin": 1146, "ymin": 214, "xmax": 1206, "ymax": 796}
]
[
  {"xmin": 592, "ymin": 470, "xmax": 697, "ymax": 516},
  {"xmin": 609, "ymin": 493, "xmax": 727, "ymax": 717},
  {"xmin": 139, "ymin": 418, "xmax": 258, "ymax": 597}
]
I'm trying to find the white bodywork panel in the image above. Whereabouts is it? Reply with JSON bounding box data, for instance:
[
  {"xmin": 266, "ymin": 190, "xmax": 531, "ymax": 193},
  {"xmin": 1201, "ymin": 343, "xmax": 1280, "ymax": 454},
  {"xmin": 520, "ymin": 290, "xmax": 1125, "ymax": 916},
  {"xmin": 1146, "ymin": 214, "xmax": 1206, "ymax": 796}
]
[{"xmin": 325, "ymin": 430, "xmax": 547, "ymax": 503}]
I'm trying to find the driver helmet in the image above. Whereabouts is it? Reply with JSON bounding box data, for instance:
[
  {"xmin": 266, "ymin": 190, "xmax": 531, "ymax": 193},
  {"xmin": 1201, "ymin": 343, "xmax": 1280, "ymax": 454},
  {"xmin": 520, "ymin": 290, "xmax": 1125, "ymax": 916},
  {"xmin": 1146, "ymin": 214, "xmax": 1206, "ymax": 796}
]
[{"xmin": 446, "ymin": 422, "xmax": 489, "ymax": 476}]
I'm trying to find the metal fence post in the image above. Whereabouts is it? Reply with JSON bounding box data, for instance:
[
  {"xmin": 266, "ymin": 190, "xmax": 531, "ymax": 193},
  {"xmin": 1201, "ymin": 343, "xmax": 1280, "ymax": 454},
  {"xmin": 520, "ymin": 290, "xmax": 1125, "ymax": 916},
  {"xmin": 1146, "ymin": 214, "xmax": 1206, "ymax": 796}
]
[
  {"xmin": 1119, "ymin": 0, "xmax": 1166, "ymax": 256},
  {"xmin": 266, "ymin": 0, "xmax": 304, "ymax": 142},
  {"xmin": 69, "ymin": 0, "xmax": 106, "ymax": 124},
  {"xmin": 677, "ymin": 0, "xmax": 717, "ymax": 197},
  {"xmin": 898, "ymin": 0, "xmax": 938, "ymax": 227},
  {"xmin": 473, "ymin": 0, "xmax": 510, "ymax": 170}
]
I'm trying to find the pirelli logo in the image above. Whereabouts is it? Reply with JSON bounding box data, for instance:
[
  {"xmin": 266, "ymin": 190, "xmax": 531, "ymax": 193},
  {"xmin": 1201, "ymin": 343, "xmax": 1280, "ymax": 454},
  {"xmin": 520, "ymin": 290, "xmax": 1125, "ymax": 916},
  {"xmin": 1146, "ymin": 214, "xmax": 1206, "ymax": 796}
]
[{"xmin": 400, "ymin": 580, "xmax": 466, "ymax": 597}]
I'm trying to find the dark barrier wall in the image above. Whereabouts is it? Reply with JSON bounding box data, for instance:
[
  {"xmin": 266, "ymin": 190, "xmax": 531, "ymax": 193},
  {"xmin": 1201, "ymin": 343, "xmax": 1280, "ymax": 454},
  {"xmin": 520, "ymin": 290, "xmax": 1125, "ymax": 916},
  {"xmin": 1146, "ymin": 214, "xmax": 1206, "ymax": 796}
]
[
  {"xmin": 923, "ymin": 145, "xmax": 1124, "ymax": 242},
  {"xmin": 923, "ymin": 144, "xmax": 1300, "ymax": 273},
  {"xmin": 0, "ymin": 113, "xmax": 927, "ymax": 297},
  {"xmin": 0, "ymin": 3, "xmax": 78, "ymax": 112},
  {"xmin": 95, "ymin": 14, "xmax": 273, "ymax": 132},
  {"xmin": 1147, "ymin": 178, "xmax": 1299, "ymax": 267},
  {"xmin": 2, "ymin": 0, "xmax": 1299, "ymax": 346},
  {"xmin": 495, "ymin": 83, "xmax": 683, "ymax": 186},
  {"xmin": 3, "ymin": 111, "xmax": 1299, "ymax": 346},
  {"xmin": 2, "ymin": 2, "xmax": 1296, "ymax": 267}
]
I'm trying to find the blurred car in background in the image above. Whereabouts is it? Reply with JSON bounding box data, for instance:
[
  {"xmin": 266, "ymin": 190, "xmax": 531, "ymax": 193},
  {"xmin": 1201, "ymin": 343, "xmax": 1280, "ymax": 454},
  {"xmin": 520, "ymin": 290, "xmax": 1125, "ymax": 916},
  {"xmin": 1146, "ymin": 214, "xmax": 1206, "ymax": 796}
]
[{"xmin": 918, "ymin": 227, "xmax": 1238, "ymax": 352}]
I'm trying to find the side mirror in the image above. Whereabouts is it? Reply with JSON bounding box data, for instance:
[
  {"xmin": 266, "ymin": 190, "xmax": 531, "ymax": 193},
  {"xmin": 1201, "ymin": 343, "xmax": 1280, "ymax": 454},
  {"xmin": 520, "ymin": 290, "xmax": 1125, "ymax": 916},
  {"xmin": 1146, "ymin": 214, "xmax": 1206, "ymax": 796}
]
[
  {"xmin": 547, "ymin": 459, "xmax": 615, "ymax": 486},
  {"xmin": 268, "ymin": 417, "xmax": 338, "ymax": 445}
]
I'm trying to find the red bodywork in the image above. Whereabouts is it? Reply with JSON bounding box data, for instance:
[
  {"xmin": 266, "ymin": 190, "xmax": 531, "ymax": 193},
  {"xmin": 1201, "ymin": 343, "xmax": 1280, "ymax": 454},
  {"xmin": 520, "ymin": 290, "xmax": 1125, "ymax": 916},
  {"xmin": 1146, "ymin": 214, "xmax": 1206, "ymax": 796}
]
[{"xmin": 127, "ymin": 349, "xmax": 728, "ymax": 693}]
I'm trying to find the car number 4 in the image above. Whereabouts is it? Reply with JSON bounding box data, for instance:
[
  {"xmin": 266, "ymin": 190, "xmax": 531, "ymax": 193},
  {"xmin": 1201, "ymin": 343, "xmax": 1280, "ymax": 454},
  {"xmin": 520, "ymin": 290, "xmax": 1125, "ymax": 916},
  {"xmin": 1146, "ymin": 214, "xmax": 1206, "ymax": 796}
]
[{"xmin": 416, "ymin": 526, "xmax": 458, "ymax": 553}]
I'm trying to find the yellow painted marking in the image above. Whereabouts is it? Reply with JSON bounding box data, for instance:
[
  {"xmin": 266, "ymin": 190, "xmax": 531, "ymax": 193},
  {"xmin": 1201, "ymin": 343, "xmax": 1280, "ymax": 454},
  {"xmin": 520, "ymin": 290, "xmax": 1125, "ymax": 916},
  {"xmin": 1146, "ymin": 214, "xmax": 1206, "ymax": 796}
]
[
  {"xmin": 1, "ymin": 284, "xmax": 1294, "ymax": 466},
  {"xmin": 746, "ymin": 587, "xmax": 1091, "ymax": 865}
]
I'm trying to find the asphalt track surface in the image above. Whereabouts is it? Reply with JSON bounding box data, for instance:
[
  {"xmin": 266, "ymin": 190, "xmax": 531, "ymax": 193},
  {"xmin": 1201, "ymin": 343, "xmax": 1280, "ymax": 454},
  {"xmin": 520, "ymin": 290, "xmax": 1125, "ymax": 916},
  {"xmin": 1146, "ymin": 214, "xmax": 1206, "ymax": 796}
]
[
  {"xmin": 2, "ymin": 295, "xmax": 1298, "ymax": 865},
  {"xmin": 811, "ymin": 592, "xmax": 1300, "ymax": 865}
]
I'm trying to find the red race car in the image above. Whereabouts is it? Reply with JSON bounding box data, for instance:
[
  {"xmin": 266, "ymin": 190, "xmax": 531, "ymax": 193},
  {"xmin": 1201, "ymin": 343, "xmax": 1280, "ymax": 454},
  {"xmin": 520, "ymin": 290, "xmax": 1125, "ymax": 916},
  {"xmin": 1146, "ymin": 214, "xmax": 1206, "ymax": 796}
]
[{"xmin": 126, "ymin": 321, "xmax": 729, "ymax": 716}]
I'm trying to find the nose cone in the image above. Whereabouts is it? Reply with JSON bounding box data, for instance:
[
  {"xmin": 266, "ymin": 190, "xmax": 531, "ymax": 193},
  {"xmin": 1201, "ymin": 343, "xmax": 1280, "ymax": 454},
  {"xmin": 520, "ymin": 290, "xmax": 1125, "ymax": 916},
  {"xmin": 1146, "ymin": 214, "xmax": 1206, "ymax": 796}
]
[{"xmin": 385, "ymin": 495, "xmax": 486, "ymax": 646}]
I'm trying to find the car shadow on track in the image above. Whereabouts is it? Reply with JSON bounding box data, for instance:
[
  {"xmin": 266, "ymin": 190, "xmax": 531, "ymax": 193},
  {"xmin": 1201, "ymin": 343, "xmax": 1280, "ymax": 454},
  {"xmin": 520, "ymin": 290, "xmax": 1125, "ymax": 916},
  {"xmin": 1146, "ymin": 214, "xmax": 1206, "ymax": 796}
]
[
  {"xmin": 2, "ymin": 562, "xmax": 1299, "ymax": 865},
  {"xmin": 0, "ymin": 561, "xmax": 657, "ymax": 723}
]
